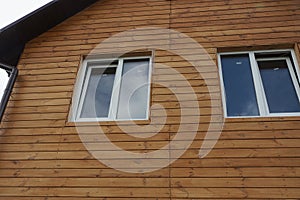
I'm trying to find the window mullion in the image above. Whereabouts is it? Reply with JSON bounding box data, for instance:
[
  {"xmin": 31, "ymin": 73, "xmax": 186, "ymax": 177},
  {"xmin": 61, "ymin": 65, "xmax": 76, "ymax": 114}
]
[
  {"xmin": 145, "ymin": 57, "xmax": 153, "ymax": 120},
  {"xmin": 249, "ymin": 52, "xmax": 269, "ymax": 116},
  {"xmin": 109, "ymin": 58, "xmax": 123, "ymax": 120}
]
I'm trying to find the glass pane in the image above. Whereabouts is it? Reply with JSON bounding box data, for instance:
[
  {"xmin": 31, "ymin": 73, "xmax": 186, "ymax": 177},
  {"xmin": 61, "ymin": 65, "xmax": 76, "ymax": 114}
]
[
  {"xmin": 221, "ymin": 54, "xmax": 259, "ymax": 116},
  {"xmin": 81, "ymin": 67, "xmax": 116, "ymax": 118},
  {"xmin": 117, "ymin": 59, "xmax": 150, "ymax": 119},
  {"xmin": 258, "ymin": 59, "xmax": 300, "ymax": 113},
  {"xmin": 0, "ymin": 68, "xmax": 9, "ymax": 104}
]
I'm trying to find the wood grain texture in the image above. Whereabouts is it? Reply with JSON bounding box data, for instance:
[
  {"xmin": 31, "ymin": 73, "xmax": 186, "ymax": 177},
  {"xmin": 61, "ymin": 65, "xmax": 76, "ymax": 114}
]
[{"xmin": 1, "ymin": 0, "xmax": 300, "ymax": 199}]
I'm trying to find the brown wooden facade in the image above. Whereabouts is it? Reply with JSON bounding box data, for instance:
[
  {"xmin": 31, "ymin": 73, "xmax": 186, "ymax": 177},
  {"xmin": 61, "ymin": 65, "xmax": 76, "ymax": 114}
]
[{"xmin": 1, "ymin": 0, "xmax": 300, "ymax": 199}]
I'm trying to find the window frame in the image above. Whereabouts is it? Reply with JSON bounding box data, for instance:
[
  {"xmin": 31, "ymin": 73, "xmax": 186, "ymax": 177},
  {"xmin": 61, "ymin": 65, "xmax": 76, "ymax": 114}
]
[
  {"xmin": 71, "ymin": 56, "xmax": 153, "ymax": 122},
  {"xmin": 218, "ymin": 49, "xmax": 300, "ymax": 118}
]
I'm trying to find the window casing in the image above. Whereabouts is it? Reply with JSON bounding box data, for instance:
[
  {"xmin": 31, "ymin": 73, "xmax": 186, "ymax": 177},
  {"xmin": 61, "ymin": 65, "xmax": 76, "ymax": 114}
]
[
  {"xmin": 218, "ymin": 49, "xmax": 300, "ymax": 118},
  {"xmin": 71, "ymin": 56, "xmax": 152, "ymax": 122}
]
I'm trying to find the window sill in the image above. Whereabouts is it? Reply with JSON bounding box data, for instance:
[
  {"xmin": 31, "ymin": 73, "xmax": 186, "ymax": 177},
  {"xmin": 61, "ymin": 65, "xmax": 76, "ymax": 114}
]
[
  {"xmin": 224, "ymin": 114, "xmax": 300, "ymax": 122},
  {"xmin": 65, "ymin": 119, "xmax": 151, "ymax": 127}
]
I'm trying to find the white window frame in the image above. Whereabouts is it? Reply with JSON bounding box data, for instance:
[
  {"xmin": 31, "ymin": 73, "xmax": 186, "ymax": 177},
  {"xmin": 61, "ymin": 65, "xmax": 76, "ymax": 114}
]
[
  {"xmin": 70, "ymin": 56, "xmax": 152, "ymax": 122},
  {"xmin": 218, "ymin": 49, "xmax": 300, "ymax": 118}
]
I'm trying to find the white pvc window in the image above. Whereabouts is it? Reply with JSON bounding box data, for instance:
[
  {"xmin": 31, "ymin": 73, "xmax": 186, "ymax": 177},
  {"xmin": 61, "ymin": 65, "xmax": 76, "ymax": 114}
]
[
  {"xmin": 71, "ymin": 56, "xmax": 152, "ymax": 122},
  {"xmin": 218, "ymin": 49, "xmax": 300, "ymax": 118}
]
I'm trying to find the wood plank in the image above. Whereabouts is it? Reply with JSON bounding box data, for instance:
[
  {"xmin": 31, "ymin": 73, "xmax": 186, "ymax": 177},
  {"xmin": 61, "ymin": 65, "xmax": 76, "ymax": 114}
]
[
  {"xmin": 0, "ymin": 167, "xmax": 297, "ymax": 178},
  {"xmin": 171, "ymin": 158, "xmax": 300, "ymax": 168},
  {"xmin": 177, "ymin": 148, "xmax": 300, "ymax": 158},
  {"xmin": 171, "ymin": 167, "xmax": 300, "ymax": 178},
  {"xmin": 177, "ymin": 3, "xmax": 299, "ymax": 12},
  {"xmin": 171, "ymin": 177, "xmax": 300, "ymax": 187},
  {"xmin": 171, "ymin": 188, "xmax": 300, "ymax": 198},
  {"xmin": 0, "ymin": 187, "xmax": 170, "ymax": 198},
  {"xmin": 0, "ymin": 158, "xmax": 299, "ymax": 169},
  {"xmin": 0, "ymin": 148, "xmax": 299, "ymax": 160},
  {"xmin": 17, "ymin": 73, "xmax": 76, "ymax": 81},
  {"xmin": 0, "ymin": 168, "xmax": 169, "ymax": 178},
  {"xmin": 2, "ymin": 127, "xmax": 300, "ymax": 140},
  {"xmin": 0, "ymin": 177, "xmax": 169, "ymax": 187},
  {"xmin": 0, "ymin": 159, "xmax": 171, "ymax": 169},
  {"xmin": 3, "ymin": 112, "xmax": 67, "ymax": 122},
  {"xmin": 7, "ymin": 99, "xmax": 70, "ymax": 107},
  {"xmin": 4, "ymin": 105, "xmax": 69, "ymax": 114},
  {"xmin": 9, "ymin": 92, "xmax": 73, "ymax": 100},
  {"xmin": 0, "ymin": 120, "xmax": 66, "ymax": 129}
]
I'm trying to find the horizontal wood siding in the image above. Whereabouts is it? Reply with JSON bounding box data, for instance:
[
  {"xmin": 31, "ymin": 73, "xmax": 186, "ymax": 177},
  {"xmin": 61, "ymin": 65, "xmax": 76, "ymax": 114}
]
[{"xmin": 0, "ymin": 0, "xmax": 300, "ymax": 199}]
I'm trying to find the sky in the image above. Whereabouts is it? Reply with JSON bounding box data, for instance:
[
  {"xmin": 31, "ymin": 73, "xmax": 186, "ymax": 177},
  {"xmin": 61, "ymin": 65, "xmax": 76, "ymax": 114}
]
[
  {"xmin": 0, "ymin": 0, "xmax": 53, "ymax": 101},
  {"xmin": 0, "ymin": 69, "xmax": 8, "ymax": 102},
  {"xmin": 0, "ymin": 0, "xmax": 53, "ymax": 28}
]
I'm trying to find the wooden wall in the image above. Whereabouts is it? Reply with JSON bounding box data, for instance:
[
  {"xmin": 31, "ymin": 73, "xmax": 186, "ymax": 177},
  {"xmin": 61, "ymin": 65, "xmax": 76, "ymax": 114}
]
[{"xmin": 1, "ymin": 0, "xmax": 300, "ymax": 199}]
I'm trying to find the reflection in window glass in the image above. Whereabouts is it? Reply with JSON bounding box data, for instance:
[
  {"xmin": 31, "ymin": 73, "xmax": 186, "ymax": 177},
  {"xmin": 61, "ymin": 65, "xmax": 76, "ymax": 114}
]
[
  {"xmin": 258, "ymin": 60, "xmax": 300, "ymax": 113},
  {"xmin": 80, "ymin": 67, "xmax": 116, "ymax": 118},
  {"xmin": 221, "ymin": 54, "xmax": 259, "ymax": 117},
  {"xmin": 219, "ymin": 50, "xmax": 300, "ymax": 117},
  {"xmin": 117, "ymin": 59, "xmax": 150, "ymax": 119},
  {"xmin": 75, "ymin": 57, "xmax": 151, "ymax": 121},
  {"xmin": 0, "ymin": 68, "xmax": 9, "ymax": 103}
]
